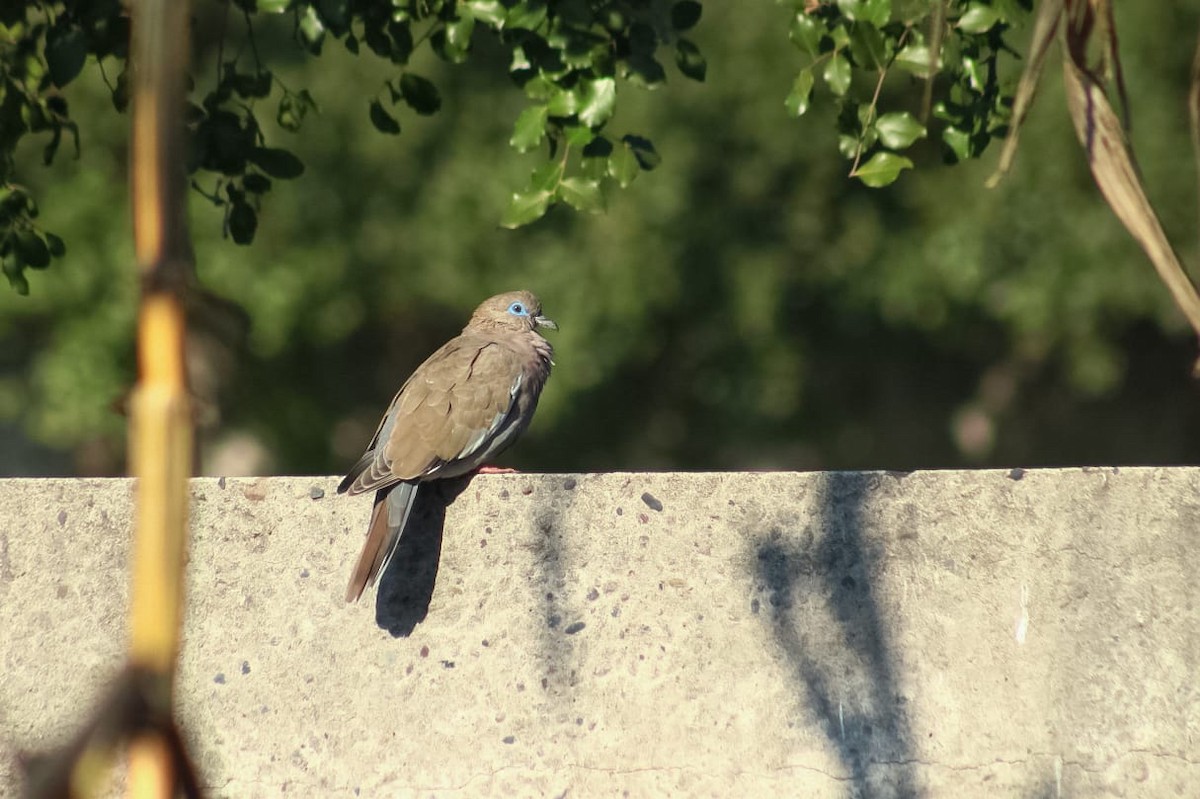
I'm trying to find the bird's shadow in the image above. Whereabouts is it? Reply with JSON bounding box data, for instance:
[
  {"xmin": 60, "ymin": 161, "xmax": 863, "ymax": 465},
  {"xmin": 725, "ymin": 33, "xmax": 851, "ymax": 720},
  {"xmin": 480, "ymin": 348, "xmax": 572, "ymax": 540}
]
[{"xmin": 373, "ymin": 476, "xmax": 470, "ymax": 637}]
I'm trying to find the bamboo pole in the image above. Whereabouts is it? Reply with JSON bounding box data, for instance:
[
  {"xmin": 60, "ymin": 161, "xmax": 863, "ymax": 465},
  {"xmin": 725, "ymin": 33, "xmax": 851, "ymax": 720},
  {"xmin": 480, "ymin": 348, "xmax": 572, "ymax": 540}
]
[
  {"xmin": 126, "ymin": 0, "xmax": 195, "ymax": 795},
  {"xmin": 24, "ymin": 4, "xmax": 200, "ymax": 793}
]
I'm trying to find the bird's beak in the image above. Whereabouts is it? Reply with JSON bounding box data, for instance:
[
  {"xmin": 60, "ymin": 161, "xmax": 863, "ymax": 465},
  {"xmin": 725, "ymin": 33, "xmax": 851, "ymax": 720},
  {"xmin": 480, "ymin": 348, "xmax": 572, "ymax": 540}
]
[{"xmin": 534, "ymin": 315, "xmax": 558, "ymax": 331}]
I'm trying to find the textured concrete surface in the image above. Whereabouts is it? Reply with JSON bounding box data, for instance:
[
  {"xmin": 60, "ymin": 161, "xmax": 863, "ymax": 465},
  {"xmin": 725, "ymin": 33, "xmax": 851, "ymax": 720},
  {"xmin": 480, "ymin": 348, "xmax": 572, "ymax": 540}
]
[{"xmin": 1, "ymin": 469, "xmax": 1198, "ymax": 797}]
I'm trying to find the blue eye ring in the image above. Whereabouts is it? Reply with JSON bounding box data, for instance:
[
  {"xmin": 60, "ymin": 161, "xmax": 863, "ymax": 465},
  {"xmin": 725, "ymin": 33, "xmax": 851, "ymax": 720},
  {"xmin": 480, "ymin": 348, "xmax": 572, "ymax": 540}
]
[{"xmin": 507, "ymin": 301, "xmax": 529, "ymax": 316}]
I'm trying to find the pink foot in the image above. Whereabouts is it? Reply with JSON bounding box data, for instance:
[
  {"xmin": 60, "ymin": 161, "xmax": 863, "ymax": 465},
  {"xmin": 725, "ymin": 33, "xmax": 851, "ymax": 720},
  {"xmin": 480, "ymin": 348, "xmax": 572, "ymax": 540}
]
[{"xmin": 477, "ymin": 465, "xmax": 518, "ymax": 474}]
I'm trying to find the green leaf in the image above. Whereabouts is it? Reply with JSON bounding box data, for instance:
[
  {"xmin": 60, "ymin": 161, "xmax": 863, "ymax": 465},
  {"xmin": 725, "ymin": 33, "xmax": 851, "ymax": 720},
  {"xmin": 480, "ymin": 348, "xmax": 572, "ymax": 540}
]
[
  {"xmin": 582, "ymin": 137, "xmax": 612, "ymax": 179},
  {"xmin": 963, "ymin": 56, "xmax": 985, "ymax": 91},
  {"xmin": 838, "ymin": 133, "xmax": 859, "ymax": 159},
  {"xmin": 609, "ymin": 142, "xmax": 640, "ymax": 187},
  {"xmin": 506, "ymin": 2, "xmax": 549, "ymax": 31},
  {"xmin": 510, "ymin": 45, "xmax": 532, "ymax": 72},
  {"xmin": 837, "ymin": 0, "xmax": 891, "ymax": 27},
  {"xmin": 848, "ymin": 22, "xmax": 890, "ymax": 69},
  {"xmin": 228, "ymin": 69, "xmax": 273, "ymax": 100},
  {"xmin": 446, "ymin": 15, "xmax": 476, "ymax": 50},
  {"xmin": 625, "ymin": 54, "xmax": 666, "ymax": 89},
  {"xmin": 368, "ymin": 99, "xmax": 401, "ymax": 134},
  {"xmin": 894, "ymin": 43, "xmax": 939, "ymax": 78},
  {"xmin": 931, "ymin": 101, "xmax": 957, "ymax": 123},
  {"xmin": 675, "ymin": 39, "xmax": 707, "ymax": 82},
  {"xmin": 578, "ymin": 77, "xmax": 617, "ymax": 127},
  {"xmin": 3, "ymin": 259, "xmax": 29, "ymax": 295},
  {"xmin": 824, "ymin": 53, "xmax": 851, "ymax": 96},
  {"xmin": 243, "ymin": 173, "xmax": 272, "ymax": 194},
  {"xmin": 228, "ymin": 201, "xmax": 257, "ymax": 244},
  {"xmin": 247, "ymin": 146, "xmax": 304, "ymax": 178},
  {"xmin": 463, "ymin": 0, "xmax": 507, "ymax": 27},
  {"xmin": 622, "ymin": 134, "xmax": 661, "ymax": 170},
  {"xmin": 316, "ymin": 0, "xmax": 349, "ymax": 34},
  {"xmin": 598, "ymin": 5, "xmax": 626, "ymax": 31},
  {"xmin": 851, "ymin": 151, "xmax": 913, "ymax": 187},
  {"xmin": 510, "ymin": 105, "xmax": 549, "ymax": 152},
  {"xmin": 388, "ymin": 20, "xmax": 414, "ymax": 64},
  {"xmin": 399, "ymin": 74, "xmax": 441, "ymax": 115},
  {"xmin": 430, "ymin": 29, "xmax": 470, "ymax": 64},
  {"xmin": 942, "ymin": 126, "xmax": 971, "ymax": 162},
  {"xmin": 42, "ymin": 127, "xmax": 63, "ymax": 166},
  {"xmin": 13, "ymin": 229, "xmax": 50, "ymax": 269},
  {"xmin": 629, "ymin": 22, "xmax": 657, "ymax": 54},
  {"xmin": 547, "ymin": 87, "xmax": 581, "ymax": 117},
  {"xmin": 277, "ymin": 89, "xmax": 317, "ymax": 132},
  {"xmin": 874, "ymin": 111, "xmax": 926, "ymax": 149},
  {"xmin": 958, "ymin": 3, "xmax": 1002, "ymax": 33},
  {"xmin": 299, "ymin": 6, "xmax": 326, "ymax": 53},
  {"xmin": 521, "ymin": 75, "xmax": 557, "ymax": 101},
  {"xmin": 44, "ymin": 232, "xmax": 66, "ymax": 258},
  {"xmin": 1, "ymin": 187, "xmax": 34, "ymax": 217},
  {"xmin": 558, "ymin": 29, "xmax": 610, "ymax": 69},
  {"xmin": 785, "ymin": 69, "xmax": 815, "ymax": 117},
  {"xmin": 558, "ymin": 177, "xmax": 605, "ymax": 213},
  {"xmin": 111, "ymin": 67, "xmax": 130, "ymax": 111},
  {"xmin": 250, "ymin": 71, "xmax": 273, "ymax": 99},
  {"xmin": 564, "ymin": 124, "xmax": 596, "ymax": 147},
  {"xmin": 45, "ymin": 24, "xmax": 88, "ymax": 88},
  {"xmin": 583, "ymin": 136, "xmax": 613, "ymax": 158},
  {"xmin": 23, "ymin": 50, "xmax": 47, "ymax": 87},
  {"xmin": 530, "ymin": 161, "xmax": 563, "ymax": 192},
  {"xmin": 500, "ymin": 187, "xmax": 553, "ymax": 228},
  {"xmin": 528, "ymin": 43, "xmax": 568, "ymax": 79},
  {"xmin": 258, "ymin": 0, "xmax": 292, "ymax": 12},
  {"xmin": 788, "ymin": 14, "xmax": 824, "ymax": 57},
  {"xmin": 581, "ymin": 158, "xmax": 608, "ymax": 181},
  {"xmin": 670, "ymin": 1, "xmax": 702, "ymax": 31}
]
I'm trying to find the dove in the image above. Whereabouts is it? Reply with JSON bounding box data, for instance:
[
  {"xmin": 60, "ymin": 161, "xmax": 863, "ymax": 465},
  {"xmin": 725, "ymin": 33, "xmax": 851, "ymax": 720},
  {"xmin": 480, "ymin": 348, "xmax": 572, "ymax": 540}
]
[{"xmin": 338, "ymin": 290, "xmax": 556, "ymax": 602}]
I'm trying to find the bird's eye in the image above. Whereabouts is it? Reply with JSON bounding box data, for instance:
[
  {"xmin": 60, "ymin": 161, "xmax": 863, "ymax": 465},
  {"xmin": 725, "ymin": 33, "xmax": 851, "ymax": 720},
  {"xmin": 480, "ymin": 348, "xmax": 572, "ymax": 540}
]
[{"xmin": 507, "ymin": 302, "xmax": 528, "ymax": 316}]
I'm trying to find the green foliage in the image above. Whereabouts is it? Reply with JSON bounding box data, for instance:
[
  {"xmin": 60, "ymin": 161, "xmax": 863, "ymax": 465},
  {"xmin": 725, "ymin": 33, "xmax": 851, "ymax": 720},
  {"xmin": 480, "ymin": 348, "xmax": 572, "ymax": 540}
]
[
  {"xmin": 4, "ymin": 2, "xmax": 1200, "ymax": 478},
  {"xmin": 784, "ymin": 0, "xmax": 1029, "ymax": 187},
  {"xmin": 368, "ymin": 97, "xmax": 401, "ymax": 134},
  {"xmin": 851, "ymin": 150, "xmax": 913, "ymax": 186},
  {"xmin": 397, "ymin": 73, "xmax": 441, "ymax": 115},
  {"xmin": 0, "ymin": 0, "xmax": 92, "ymax": 292},
  {"xmin": 2, "ymin": 0, "xmax": 708, "ymax": 275},
  {"xmin": 1, "ymin": 0, "xmax": 1040, "ymax": 287}
]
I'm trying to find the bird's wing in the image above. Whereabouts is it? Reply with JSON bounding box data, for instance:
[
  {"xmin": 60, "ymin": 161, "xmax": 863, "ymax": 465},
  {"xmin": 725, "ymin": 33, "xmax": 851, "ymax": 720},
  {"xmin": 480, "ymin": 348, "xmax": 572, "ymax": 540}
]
[
  {"xmin": 340, "ymin": 335, "xmax": 526, "ymax": 496},
  {"xmin": 336, "ymin": 366, "xmax": 419, "ymax": 495}
]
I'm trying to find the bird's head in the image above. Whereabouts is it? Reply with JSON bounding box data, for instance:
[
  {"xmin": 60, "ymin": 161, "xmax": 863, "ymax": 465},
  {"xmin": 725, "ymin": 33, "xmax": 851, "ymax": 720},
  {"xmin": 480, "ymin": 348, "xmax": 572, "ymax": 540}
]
[{"xmin": 469, "ymin": 290, "xmax": 557, "ymax": 335}]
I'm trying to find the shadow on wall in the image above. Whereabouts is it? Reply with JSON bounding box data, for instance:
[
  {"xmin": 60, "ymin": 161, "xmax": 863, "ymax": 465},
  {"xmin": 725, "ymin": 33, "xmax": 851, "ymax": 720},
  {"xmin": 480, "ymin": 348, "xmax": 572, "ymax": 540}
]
[
  {"xmin": 753, "ymin": 474, "xmax": 1064, "ymax": 798},
  {"xmin": 526, "ymin": 477, "xmax": 583, "ymax": 694},
  {"xmin": 371, "ymin": 473, "xmax": 581, "ymax": 655},
  {"xmin": 374, "ymin": 477, "xmax": 469, "ymax": 637},
  {"xmin": 753, "ymin": 472, "xmax": 917, "ymax": 796}
]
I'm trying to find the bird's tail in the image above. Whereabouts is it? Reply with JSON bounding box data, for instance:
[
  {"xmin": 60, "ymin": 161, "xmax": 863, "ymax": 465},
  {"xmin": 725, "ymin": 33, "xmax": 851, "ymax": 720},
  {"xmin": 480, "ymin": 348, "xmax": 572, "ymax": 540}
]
[{"xmin": 345, "ymin": 482, "xmax": 419, "ymax": 603}]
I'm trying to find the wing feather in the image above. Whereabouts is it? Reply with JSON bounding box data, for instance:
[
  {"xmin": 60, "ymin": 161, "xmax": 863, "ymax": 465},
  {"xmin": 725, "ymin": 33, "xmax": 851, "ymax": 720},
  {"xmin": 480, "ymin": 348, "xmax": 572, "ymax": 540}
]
[{"xmin": 339, "ymin": 335, "xmax": 526, "ymax": 495}]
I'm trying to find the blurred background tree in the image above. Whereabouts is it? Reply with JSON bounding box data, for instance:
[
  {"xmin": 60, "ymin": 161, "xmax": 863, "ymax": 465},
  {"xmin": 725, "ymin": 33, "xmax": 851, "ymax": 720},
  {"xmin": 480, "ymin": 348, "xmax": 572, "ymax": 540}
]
[{"xmin": 2, "ymin": 0, "xmax": 1199, "ymax": 478}]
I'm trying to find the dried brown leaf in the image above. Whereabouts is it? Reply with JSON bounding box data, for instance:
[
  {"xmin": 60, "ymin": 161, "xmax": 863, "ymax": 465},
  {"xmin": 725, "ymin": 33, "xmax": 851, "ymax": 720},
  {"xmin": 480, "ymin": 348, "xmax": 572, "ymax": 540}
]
[
  {"xmin": 986, "ymin": 0, "xmax": 1064, "ymax": 187},
  {"xmin": 1061, "ymin": 52, "xmax": 1200, "ymax": 344},
  {"xmin": 1190, "ymin": 26, "xmax": 1200, "ymax": 251}
]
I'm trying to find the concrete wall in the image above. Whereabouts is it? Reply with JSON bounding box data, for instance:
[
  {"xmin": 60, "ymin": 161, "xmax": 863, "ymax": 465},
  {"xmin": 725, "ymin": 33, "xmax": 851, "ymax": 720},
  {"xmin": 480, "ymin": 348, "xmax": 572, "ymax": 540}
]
[{"xmin": 2, "ymin": 469, "xmax": 1198, "ymax": 797}]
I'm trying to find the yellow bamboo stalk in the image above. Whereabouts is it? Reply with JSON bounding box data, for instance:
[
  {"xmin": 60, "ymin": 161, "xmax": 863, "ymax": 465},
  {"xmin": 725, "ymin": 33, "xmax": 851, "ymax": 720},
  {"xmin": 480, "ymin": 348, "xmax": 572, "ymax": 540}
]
[
  {"xmin": 126, "ymin": 0, "xmax": 194, "ymax": 795},
  {"xmin": 127, "ymin": 736, "xmax": 175, "ymax": 799}
]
